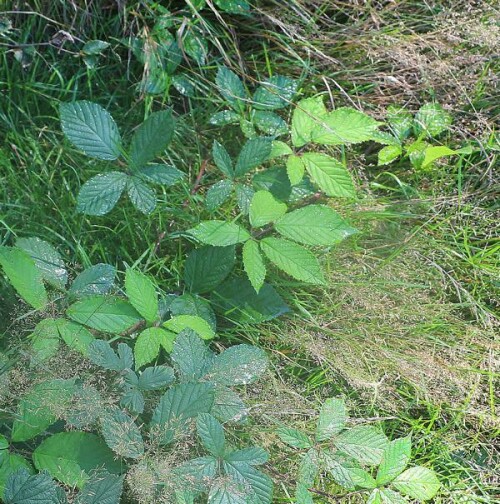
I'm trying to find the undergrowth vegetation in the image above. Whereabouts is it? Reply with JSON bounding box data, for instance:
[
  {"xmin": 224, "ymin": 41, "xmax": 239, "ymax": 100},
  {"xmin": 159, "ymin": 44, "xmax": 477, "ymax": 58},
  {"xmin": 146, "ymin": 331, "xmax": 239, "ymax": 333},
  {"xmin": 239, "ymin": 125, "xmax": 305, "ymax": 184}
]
[{"xmin": 0, "ymin": 1, "xmax": 498, "ymax": 503}]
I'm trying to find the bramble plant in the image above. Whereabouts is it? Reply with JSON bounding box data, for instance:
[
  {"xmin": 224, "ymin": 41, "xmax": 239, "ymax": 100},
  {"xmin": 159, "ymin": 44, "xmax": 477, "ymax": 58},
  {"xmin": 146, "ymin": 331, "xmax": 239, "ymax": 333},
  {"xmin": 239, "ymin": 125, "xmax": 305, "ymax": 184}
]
[{"xmin": 278, "ymin": 398, "xmax": 441, "ymax": 504}]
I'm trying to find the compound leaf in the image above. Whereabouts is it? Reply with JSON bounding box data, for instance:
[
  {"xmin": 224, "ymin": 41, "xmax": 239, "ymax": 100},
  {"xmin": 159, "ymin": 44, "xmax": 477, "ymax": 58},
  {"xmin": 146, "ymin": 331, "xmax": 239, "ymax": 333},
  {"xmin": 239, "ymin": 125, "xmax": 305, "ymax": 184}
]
[
  {"xmin": 187, "ymin": 221, "xmax": 250, "ymax": 246},
  {"xmin": 316, "ymin": 398, "xmax": 346, "ymax": 441},
  {"xmin": 134, "ymin": 327, "xmax": 176, "ymax": 368},
  {"xmin": 276, "ymin": 428, "xmax": 312, "ymax": 449},
  {"xmin": 253, "ymin": 75, "xmax": 297, "ymax": 111},
  {"xmin": 137, "ymin": 366, "xmax": 175, "ymax": 391},
  {"xmin": 126, "ymin": 176, "xmax": 156, "ymax": 215},
  {"xmin": 197, "ymin": 413, "xmax": 225, "ymax": 457},
  {"xmin": 138, "ymin": 164, "xmax": 184, "ymax": 185},
  {"xmin": 334, "ymin": 426, "xmax": 388, "ymax": 466},
  {"xmin": 392, "ymin": 466, "xmax": 440, "ymax": 501},
  {"xmin": 212, "ymin": 141, "xmax": 234, "ymax": 178},
  {"xmin": 77, "ymin": 172, "xmax": 128, "ymax": 216},
  {"xmin": 242, "ymin": 240, "xmax": 266, "ymax": 293},
  {"xmin": 125, "ymin": 269, "xmax": 158, "ymax": 324},
  {"xmin": 4, "ymin": 469, "xmax": 63, "ymax": 504},
  {"xmin": 223, "ymin": 461, "xmax": 273, "ymax": 504},
  {"xmin": 291, "ymin": 97, "xmax": 328, "ymax": 148},
  {"xmin": 376, "ymin": 437, "xmax": 411, "ymax": 485},
  {"xmin": 75, "ymin": 472, "xmax": 124, "ymax": 504},
  {"xmin": 101, "ymin": 408, "xmax": 144, "ymax": 459},
  {"xmin": 234, "ymin": 138, "xmax": 272, "ymax": 177},
  {"xmin": 163, "ymin": 315, "xmax": 215, "ymax": 340},
  {"xmin": 249, "ymin": 190, "xmax": 287, "ymax": 228},
  {"xmin": 206, "ymin": 180, "xmax": 234, "ymax": 211},
  {"xmin": 69, "ymin": 263, "xmax": 115, "ymax": 298},
  {"xmin": 215, "ymin": 67, "xmax": 247, "ymax": 111}
]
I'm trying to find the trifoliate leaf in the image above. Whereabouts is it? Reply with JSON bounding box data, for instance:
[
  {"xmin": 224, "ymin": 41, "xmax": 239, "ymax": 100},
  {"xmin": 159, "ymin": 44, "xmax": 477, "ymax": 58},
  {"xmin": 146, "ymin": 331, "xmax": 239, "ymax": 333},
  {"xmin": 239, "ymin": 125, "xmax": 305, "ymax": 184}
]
[
  {"xmin": 68, "ymin": 263, "xmax": 115, "ymax": 298},
  {"xmin": 137, "ymin": 164, "xmax": 184, "ymax": 185},
  {"xmin": 249, "ymin": 190, "xmax": 287, "ymax": 227},
  {"xmin": 134, "ymin": 327, "xmax": 176, "ymax": 368},
  {"xmin": 187, "ymin": 221, "xmax": 250, "ymax": 246},
  {"xmin": 242, "ymin": 240, "xmax": 266, "ymax": 293},
  {"xmin": 125, "ymin": 269, "xmax": 158, "ymax": 324},
  {"xmin": 77, "ymin": 172, "xmax": 128, "ymax": 216},
  {"xmin": 392, "ymin": 466, "xmax": 441, "ymax": 500},
  {"xmin": 197, "ymin": 413, "xmax": 225, "ymax": 457},
  {"xmin": 127, "ymin": 176, "xmax": 156, "ymax": 215},
  {"xmin": 334, "ymin": 426, "xmax": 389, "ymax": 465},
  {"xmin": 234, "ymin": 137, "xmax": 272, "ymax": 177},
  {"xmin": 376, "ymin": 437, "xmax": 411, "ymax": 485}
]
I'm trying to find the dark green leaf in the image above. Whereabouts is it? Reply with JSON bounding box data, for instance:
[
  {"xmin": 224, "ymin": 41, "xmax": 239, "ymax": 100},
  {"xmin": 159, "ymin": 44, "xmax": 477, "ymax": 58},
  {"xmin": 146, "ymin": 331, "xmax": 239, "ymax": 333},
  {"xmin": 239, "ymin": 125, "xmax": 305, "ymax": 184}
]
[
  {"xmin": 127, "ymin": 176, "xmax": 156, "ymax": 214},
  {"xmin": 69, "ymin": 264, "xmax": 115, "ymax": 298},
  {"xmin": 4, "ymin": 469, "xmax": 63, "ymax": 504},
  {"xmin": 212, "ymin": 141, "xmax": 234, "ymax": 178},
  {"xmin": 77, "ymin": 172, "xmax": 128, "ymax": 216},
  {"xmin": 137, "ymin": 366, "xmax": 175, "ymax": 390},
  {"xmin": 101, "ymin": 408, "xmax": 144, "ymax": 459},
  {"xmin": 138, "ymin": 164, "xmax": 184, "ymax": 185},
  {"xmin": 253, "ymin": 111, "xmax": 288, "ymax": 136},
  {"xmin": 206, "ymin": 180, "xmax": 234, "ymax": 211},
  {"xmin": 170, "ymin": 294, "xmax": 217, "ymax": 331},
  {"xmin": 215, "ymin": 67, "xmax": 247, "ymax": 111},
  {"xmin": 171, "ymin": 330, "xmax": 215, "ymax": 381},
  {"xmin": 234, "ymin": 137, "xmax": 272, "ymax": 177},
  {"xmin": 197, "ymin": 413, "xmax": 225, "ymax": 457},
  {"xmin": 75, "ymin": 472, "xmax": 124, "ymax": 504},
  {"xmin": 88, "ymin": 340, "xmax": 133, "ymax": 371},
  {"xmin": 253, "ymin": 76, "xmax": 297, "ymax": 110}
]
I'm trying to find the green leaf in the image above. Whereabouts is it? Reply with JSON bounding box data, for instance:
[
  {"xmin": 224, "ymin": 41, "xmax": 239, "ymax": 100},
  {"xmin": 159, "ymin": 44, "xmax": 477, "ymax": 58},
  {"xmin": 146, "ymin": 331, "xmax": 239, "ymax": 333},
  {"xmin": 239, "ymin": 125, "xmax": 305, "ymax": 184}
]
[
  {"xmin": 275, "ymin": 205, "xmax": 357, "ymax": 246},
  {"xmin": 120, "ymin": 389, "xmax": 144, "ymax": 415},
  {"xmin": 253, "ymin": 75, "xmax": 297, "ymax": 110},
  {"xmin": 392, "ymin": 466, "xmax": 440, "ymax": 500},
  {"xmin": 212, "ymin": 386, "xmax": 248, "ymax": 423},
  {"xmin": 183, "ymin": 27, "xmax": 208, "ymax": 65},
  {"xmin": 235, "ymin": 184, "xmax": 254, "ymax": 214},
  {"xmin": 414, "ymin": 103, "xmax": 451, "ymax": 138},
  {"xmin": 171, "ymin": 330, "xmax": 215, "ymax": 381},
  {"xmin": 301, "ymin": 153, "xmax": 356, "ymax": 198},
  {"xmin": 4, "ymin": 469, "xmax": 63, "ymax": 504},
  {"xmin": 421, "ymin": 145, "xmax": 472, "ymax": 168},
  {"xmin": 291, "ymin": 96, "xmax": 328, "ymax": 147},
  {"xmin": 77, "ymin": 172, "xmax": 128, "ymax": 216},
  {"xmin": 209, "ymin": 110, "xmax": 240, "ymax": 126},
  {"xmin": 286, "ymin": 155, "xmax": 305, "ymax": 185},
  {"xmin": 67, "ymin": 296, "xmax": 143, "ymax": 334},
  {"xmin": 33, "ymin": 432, "xmax": 123, "ymax": 488},
  {"xmin": 249, "ymin": 190, "xmax": 287, "ymax": 227},
  {"xmin": 197, "ymin": 413, "xmax": 225, "ymax": 457},
  {"xmin": 252, "ymin": 167, "xmax": 291, "ymax": 201},
  {"xmin": 295, "ymin": 483, "xmax": 313, "ymax": 504},
  {"xmin": 212, "ymin": 141, "xmax": 234, "ymax": 178},
  {"xmin": 225, "ymin": 447, "xmax": 268, "ymax": 466},
  {"xmin": 163, "ymin": 315, "xmax": 215, "ymax": 340},
  {"xmin": 126, "ymin": 176, "xmax": 156, "ymax": 214},
  {"xmin": 170, "ymin": 294, "xmax": 216, "ymax": 331},
  {"xmin": 125, "ymin": 269, "xmax": 158, "ymax": 324},
  {"xmin": 187, "ymin": 221, "xmax": 250, "ymax": 246},
  {"xmin": 88, "ymin": 341, "xmax": 133, "ymax": 371},
  {"xmin": 311, "ymin": 107, "xmax": 381, "ymax": 145},
  {"xmin": 260, "ymin": 237, "xmax": 325, "ymax": 285},
  {"xmin": 324, "ymin": 453, "xmax": 377, "ymax": 490},
  {"xmin": 234, "ymin": 137, "xmax": 272, "ymax": 177},
  {"xmin": 0, "ymin": 246, "xmax": 47, "ymax": 309},
  {"xmin": 216, "ymin": 67, "xmax": 247, "ymax": 111},
  {"xmin": 211, "ymin": 277, "xmax": 289, "ymax": 324},
  {"xmin": 387, "ymin": 105, "xmax": 413, "ymax": 140},
  {"xmin": 378, "ymin": 145, "xmax": 403, "ymax": 166},
  {"xmin": 214, "ymin": 0, "xmax": 250, "ymax": 14},
  {"xmin": 60, "ymin": 101, "xmax": 122, "ymax": 160},
  {"xmin": 242, "ymin": 240, "xmax": 266, "ymax": 293},
  {"xmin": 297, "ymin": 448, "xmax": 320, "ymax": 487},
  {"xmin": 368, "ymin": 488, "xmax": 407, "ymax": 504},
  {"xmin": 82, "ymin": 39, "xmax": 109, "ymax": 55},
  {"xmin": 253, "ymin": 111, "xmax": 288, "ymax": 136},
  {"xmin": 150, "ymin": 382, "xmax": 215, "ymax": 445},
  {"xmin": 276, "ymin": 428, "xmax": 312, "ymax": 449},
  {"xmin": 269, "ymin": 140, "xmax": 293, "ymax": 159},
  {"xmin": 223, "ymin": 460, "xmax": 273, "ymax": 504},
  {"xmin": 334, "ymin": 426, "xmax": 389, "ymax": 465},
  {"xmin": 101, "ymin": 408, "xmax": 144, "ymax": 459},
  {"xmin": 137, "ymin": 366, "xmax": 175, "ymax": 391},
  {"xmin": 74, "ymin": 472, "xmax": 124, "ymax": 504},
  {"xmin": 206, "ymin": 180, "xmax": 234, "ymax": 211},
  {"xmin": 129, "ymin": 109, "xmax": 175, "ymax": 168},
  {"xmin": 316, "ymin": 398, "xmax": 346, "ymax": 441},
  {"xmin": 15, "ymin": 237, "xmax": 67, "ymax": 289},
  {"xmin": 12, "ymin": 379, "xmax": 76, "ymax": 442},
  {"xmin": 184, "ymin": 245, "xmax": 235, "ymax": 293},
  {"xmin": 138, "ymin": 164, "xmax": 184, "ymax": 185},
  {"xmin": 205, "ymin": 344, "xmax": 268, "ymax": 386},
  {"xmin": 173, "ymin": 456, "xmax": 217, "ymax": 493},
  {"xmin": 376, "ymin": 437, "xmax": 411, "ymax": 485},
  {"xmin": 0, "ymin": 456, "xmax": 33, "ymax": 499},
  {"xmin": 69, "ymin": 264, "xmax": 115, "ymax": 298},
  {"xmin": 29, "ymin": 319, "xmax": 60, "ymax": 363},
  {"xmin": 208, "ymin": 481, "xmax": 247, "ymax": 504},
  {"xmin": 134, "ymin": 327, "xmax": 176, "ymax": 368}
]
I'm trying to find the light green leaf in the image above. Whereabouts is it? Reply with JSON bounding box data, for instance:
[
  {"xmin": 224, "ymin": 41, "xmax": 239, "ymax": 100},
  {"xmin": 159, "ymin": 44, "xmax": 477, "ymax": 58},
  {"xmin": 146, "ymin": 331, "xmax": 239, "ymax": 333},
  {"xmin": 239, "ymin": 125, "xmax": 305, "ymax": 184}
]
[
  {"xmin": 15, "ymin": 237, "xmax": 67, "ymax": 289},
  {"xmin": 12, "ymin": 379, "xmax": 76, "ymax": 442},
  {"xmin": 275, "ymin": 205, "xmax": 357, "ymax": 246},
  {"xmin": 387, "ymin": 105, "xmax": 413, "ymax": 140},
  {"xmin": 184, "ymin": 245, "xmax": 235, "ymax": 293},
  {"xmin": 291, "ymin": 96, "xmax": 328, "ymax": 148},
  {"xmin": 77, "ymin": 172, "xmax": 128, "ymax": 216},
  {"xmin": 276, "ymin": 428, "xmax": 312, "ymax": 449},
  {"xmin": 269, "ymin": 140, "xmax": 293, "ymax": 159},
  {"xmin": 29, "ymin": 319, "xmax": 60, "ymax": 363},
  {"xmin": 286, "ymin": 155, "xmax": 305, "ymax": 185},
  {"xmin": 197, "ymin": 413, "xmax": 225, "ymax": 457},
  {"xmin": 253, "ymin": 111, "xmax": 288, "ymax": 136},
  {"xmin": 235, "ymin": 137, "xmax": 273, "ymax": 177},
  {"xmin": 127, "ymin": 176, "xmax": 156, "ymax": 214},
  {"xmin": 170, "ymin": 294, "xmax": 216, "ymax": 331},
  {"xmin": 242, "ymin": 240, "xmax": 266, "ymax": 293},
  {"xmin": 392, "ymin": 466, "xmax": 440, "ymax": 500},
  {"xmin": 301, "ymin": 153, "xmax": 356, "ymax": 198},
  {"xmin": 422, "ymin": 145, "xmax": 472, "ymax": 168},
  {"xmin": 334, "ymin": 426, "xmax": 389, "ymax": 465},
  {"xmin": 311, "ymin": 107, "xmax": 381, "ymax": 145},
  {"xmin": 260, "ymin": 237, "xmax": 325, "ymax": 285},
  {"xmin": 0, "ymin": 246, "xmax": 47, "ymax": 309},
  {"xmin": 295, "ymin": 483, "xmax": 314, "ymax": 504},
  {"xmin": 54, "ymin": 319, "xmax": 95, "ymax": 356},
  {"xmin": 213, "ymin": 141, "xmax": 234, "ymax": 178},
  {"xmin": 216, "ymin": 67, "xmax": 247, "ymax": 112},
  {"xmin": 74, "ymin": 472, "xmax": 124, "ymax": 504},
  {"xmin": 129, "ymin": 109, "xmax": 175, "ymax": 168},
  {"xmin": 82, "ymin": 39, "xmax": 110, "ymax": 55},
  {"xmin": 125, "ymin": 269, "xmax": 158, "ymax": 324},
  {"xmin": 163, "ymin": 315, "xmax": 215, "ymax": 340},
  {"xmin": 205, "ymin": 344, "xmax": 268, "ymax": 386},
  {"xmin": 67, "ymin": 296, "xmax": 143, "ymax": 334},
  {"xmin": 249, "ymin": 190, "xmax": 287, "ymax": 227},
  {"xmin": 209, "ymin": 110, "xmax": 240, "ymax": 126},
  {"xmin": 206, "ymin": 180, "xmax": 234, "ymax": 211},
  {"xmin": 414, "ymin": 103, "xmax": 451, "ymax": 138},
  {"xmin": 134, "ymin": 327, "xmax": 176, "ymax": 368},
  {"xmin": 253, "ymin": 75, "xmax": 297, "ymax": 111},
  {"xmin": 60, "ymin": 101, "xmax": 122, "ymax": 160},
  {"xmin": 378, "ymin": 144, "xmax": 403, "ymax": 166},
  {"xmin": 33, "ymin": 432, "xmax": 123, "ymax": 488},
  {"xmin": 68, "ymin": 263, "xmax": 115, "ymax": 298},
  {"xmin": 138, "ymin": 164, "xmax": 184, "ymax": 185},
  {"xmin": 3, "ymin": 469, "xmax": 62, "ymax": 504},
  {"xmin": 101, "ymin": 408, "xmax": 144, "ymax": 459},
  {"xmin": 187, "ymin": 221, "xmax": 250, "ymax": 246},
  {"xmin": 150, "ymin": 382, "xmax": 215, "ymax": 445},
  {"xmin": 316, "ymin": 398, "xmax": 346, "ymax": 441},
  {"xmin": 376, "ymin": 437, "xmax": 411, "ymax": 485}
]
